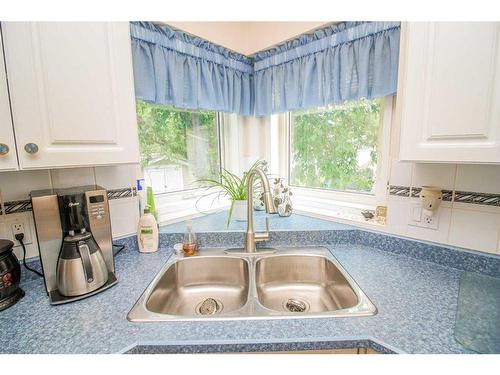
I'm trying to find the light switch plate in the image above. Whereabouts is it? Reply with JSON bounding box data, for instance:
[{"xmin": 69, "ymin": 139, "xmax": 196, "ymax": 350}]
[{"xmin": 411, "ymin": 204, "xmax": 422, "ymax": 222}]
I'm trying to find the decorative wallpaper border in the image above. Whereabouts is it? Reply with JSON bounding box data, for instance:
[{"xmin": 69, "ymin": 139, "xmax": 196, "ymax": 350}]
[
  {"xmin": 390, "ymin": 185, "xmax": 499, "ymax": 206},
  {"xmin": 2, "ymin": 199, "xmax": 33, "ymax": 215},
  {"xmin": 454, "ymin": 191, "xmax": 500, "ymax": 206},
  {"xmin": 107, "ymin": 187, "xmax": 137, "ymax": 200},
  {"xmin": 0, "ymin": 187, "xmax": 138, "ymax": 215},
  {"xmin": 388, "ymin": 185, "xmax": 411, "ymax": 197}
]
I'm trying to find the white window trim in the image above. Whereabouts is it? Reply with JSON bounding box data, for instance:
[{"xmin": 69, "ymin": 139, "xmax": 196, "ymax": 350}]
[
  {"xmin": 276, "ymin": 96, "xmax": 394, "ymax": 216},
  {"xmin": 155, "ymin": 186, "xmax": 230, "ymax": 225},
  {"xmin": 146, "ymin": 97, "xmax": 394, "ymax": 226},
  {"xmin": 147, "ymin": 112, "xmax": 234, "ymax": 225}
]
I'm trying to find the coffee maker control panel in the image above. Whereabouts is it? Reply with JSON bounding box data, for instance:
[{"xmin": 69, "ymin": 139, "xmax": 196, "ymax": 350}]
[
  {"xmin": 85, "ymin": 190, "xmax": 113, "ymax": 272},
  {"xmin": 89, "ymin": 194, "xmax": 106, "ymax": 220}
]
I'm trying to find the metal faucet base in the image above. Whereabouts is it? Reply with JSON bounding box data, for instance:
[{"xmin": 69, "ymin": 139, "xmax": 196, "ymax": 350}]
[{"xmin": 224, "ymin": 248, "xmax": 277, "ymax": 256}]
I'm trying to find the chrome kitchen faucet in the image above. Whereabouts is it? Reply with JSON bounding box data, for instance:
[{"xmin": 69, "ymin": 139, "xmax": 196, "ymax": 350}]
[{"xmin": 243, "ymin": 167, "xmax": 278, "ymax": 253}]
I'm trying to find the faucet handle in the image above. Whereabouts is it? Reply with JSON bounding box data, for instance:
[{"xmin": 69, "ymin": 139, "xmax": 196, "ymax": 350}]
[{"xmin": 254, "ymin": 217, "xmax": 271, "ymax": 242}]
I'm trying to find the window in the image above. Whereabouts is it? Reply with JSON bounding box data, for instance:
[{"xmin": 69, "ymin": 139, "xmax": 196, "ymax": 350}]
[
  {"xmin": 136, "ymin": 101, "xmax": 221, "ymax": 195},
  {"xmin": 278, "ymin": 96, "xmax": 392, "ymax": 214},
  {"xmin": 289, "ymin": 98, "xmax": 382, "ymax": 195}
]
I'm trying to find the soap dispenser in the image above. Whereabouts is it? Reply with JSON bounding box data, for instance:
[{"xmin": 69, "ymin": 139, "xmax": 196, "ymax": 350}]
[
  {"xmin": 137, "ymin": 206, "xmax": 159, "ymax": 253},
  {"xmin": 182, "ymin": 220, "xmax": 198, "ymax": 257}
]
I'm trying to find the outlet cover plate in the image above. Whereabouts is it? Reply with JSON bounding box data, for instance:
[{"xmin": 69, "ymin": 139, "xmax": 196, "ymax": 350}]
[
  {"xmin": 0, "ymin": 213, "xmax": 33, "ymax": 246},
  {"xmin": 408, "ymin": 203, "xmax": 439, "ymax": 230}
]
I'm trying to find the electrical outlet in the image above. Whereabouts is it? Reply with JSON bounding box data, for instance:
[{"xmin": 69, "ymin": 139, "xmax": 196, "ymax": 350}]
[
  {"xmin": 409, "ymin": 203, "xmax": 439, "ymax": 230},
  {"xmin": 422, "ymin": 212, "xmax": 439, "ymax": 229},
  {"xmin": 0, "ymin": 214, "xmax": 33, "ymax": 246},
  {"xmin": 11, "ymin": 223, "xmax": 25, "ymax": 237}
]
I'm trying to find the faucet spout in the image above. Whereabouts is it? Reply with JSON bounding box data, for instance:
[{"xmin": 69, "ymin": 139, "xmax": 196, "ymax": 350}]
[{"xmin": 245, "ymin": 167, "xmax": 277, "ymax": 253}]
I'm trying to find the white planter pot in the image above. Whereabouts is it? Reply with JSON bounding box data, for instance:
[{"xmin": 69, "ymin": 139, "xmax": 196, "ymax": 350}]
[{"xmin": 232, "ymin": 200, "xmax": 247, "ymax": 221}]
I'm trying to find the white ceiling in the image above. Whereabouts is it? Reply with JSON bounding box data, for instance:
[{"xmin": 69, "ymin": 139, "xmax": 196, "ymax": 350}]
[{"xmin": 165, "ymin": 21, "xmax": 330, "ymax": 56}]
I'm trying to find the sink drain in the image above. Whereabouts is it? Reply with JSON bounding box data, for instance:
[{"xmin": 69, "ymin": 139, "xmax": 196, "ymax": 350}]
[
  {"xmin": 196, "ymin": 298, "xmax": 223, "ymax": 315},
  {"xmin": 284, "ymin": 298, "xmax": 309, "ymax": 313}
]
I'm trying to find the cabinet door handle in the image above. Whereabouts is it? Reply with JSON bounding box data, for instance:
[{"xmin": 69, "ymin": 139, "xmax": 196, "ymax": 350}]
[
  {"xmin": 0, "ymin": 143, "xmax": 9, "ymax": 155},
  {"xmin": 24, "ymin": 143, "xmax": 39, "ymax": 154}
]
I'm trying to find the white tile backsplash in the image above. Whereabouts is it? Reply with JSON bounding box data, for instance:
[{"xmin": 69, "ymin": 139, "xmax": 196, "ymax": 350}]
[
  {"xmin": 0, "ymin": 170, "xmax": 51, "ymax": 201},
  {"xmin": 94, "ymin": 164, "xmax": 138, "ymax": 190},
  {"xmin": 411, "ymin": 163, "xmax": 456, "ymax": 190},
  {"xmin": 406, "ymin": 206, "xmax": 452, "ymax": 244},
  {"xmin": 50, "ymin": 167, "xmax": 95, "ymax": 188},
  {"xmin": 387, "ymin": 159, "xmax": 500, "ymax": 254},
  {"xmin": 389, "ymin": 160, "xmax": 413, "ymax": 187},
  {"xmin": 455, "ymin": 164, "xmax": 500, "ymax": 194},
  {"xmin": 0, "ymin": 164, "xmax": 140, "ymax": 258},
  {"xmin": 386, "ymin": 196, "xmax": 409, "ymax": 236},
  {"xmin": 448, "ymin": 209, "xmax": 500, "ymax": 254},
  {"xmin": 109, "ymin": 196, "xmax": 139, "ymax": 238}
]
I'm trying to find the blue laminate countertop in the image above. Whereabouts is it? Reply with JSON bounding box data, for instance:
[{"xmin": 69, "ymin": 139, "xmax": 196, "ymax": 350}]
[
  {"xmin": 160, "ymin": 211, "xmax": 354, "ymax": 233},
  {"xmin": 2, "ymin": 221, "xmax": 493, "ymax": 354}
]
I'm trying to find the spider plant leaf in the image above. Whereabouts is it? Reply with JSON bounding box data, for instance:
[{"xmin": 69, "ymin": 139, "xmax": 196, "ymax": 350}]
[{"xmin": 227, "ymin": 200, "xmax": 234, "ymax": 227}]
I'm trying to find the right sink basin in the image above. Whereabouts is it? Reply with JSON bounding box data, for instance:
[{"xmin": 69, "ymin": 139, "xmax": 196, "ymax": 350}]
[{"xmin": 255, "ymin": 254, "xmax": 359, "ymax": 313}]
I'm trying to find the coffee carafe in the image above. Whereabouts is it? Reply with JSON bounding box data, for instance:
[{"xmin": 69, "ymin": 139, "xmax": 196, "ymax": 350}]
[{"xmin": 57, "ymin": 194, "xmax": 108, "ymax": 297}]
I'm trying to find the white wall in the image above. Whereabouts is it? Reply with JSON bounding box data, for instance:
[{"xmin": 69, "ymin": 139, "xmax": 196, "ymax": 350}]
[
  {"xmin": 0, "ymin": 164, "xmax": 141, "ymax": 259},
  {"xmin": 221, "ymin": 113, "xmax": 272, "ymax": 176},
  {"xmin": 165, "ymin": 21, "xmax": 328, "ymax": 56}
]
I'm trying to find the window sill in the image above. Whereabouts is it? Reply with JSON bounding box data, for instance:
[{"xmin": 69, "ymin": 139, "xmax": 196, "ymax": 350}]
[
  {"xmin": 153, "ymin": 188, "xmax": 386, "ymax": 231},
  {"xmin": 154, "ymin": 188, "xmax": 230, "ymax": 225},
  {"xmin": 292, "ymin": 195, "xmax": 385, "ymax": 230}
]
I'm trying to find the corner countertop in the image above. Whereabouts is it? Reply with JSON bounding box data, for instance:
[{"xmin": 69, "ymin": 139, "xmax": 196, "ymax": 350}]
[
  {"xmin": 1, "ymin": 213, "xmax": 490, "ymax": 354},
  {"xmin": 159, "ymin": 210, "xmax": 355, "ymax": 233}
]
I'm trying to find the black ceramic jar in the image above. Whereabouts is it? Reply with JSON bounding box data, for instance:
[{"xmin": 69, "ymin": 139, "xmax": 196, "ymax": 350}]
[{"xmin": 0, "ymin": 239, "xmax": 24, "ymax": 311}]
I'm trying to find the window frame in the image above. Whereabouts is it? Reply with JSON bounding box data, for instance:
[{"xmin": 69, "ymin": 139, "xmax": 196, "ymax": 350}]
[
  {"xmin": 138, "ymin": 107, "xmax": 230, "ymax": 224},
  {"xmin": 139, "ymin": 106, "xmax": 224, "ymax": 198},
  {"xmin": 280, "ymin": 96, "xmax": 394, "ymax": 209}
]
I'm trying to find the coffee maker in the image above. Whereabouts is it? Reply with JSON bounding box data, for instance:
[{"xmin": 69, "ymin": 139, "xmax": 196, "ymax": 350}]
[{"xmin": 31, "ymin": 185, "xmax": 117, "ymax": 304}]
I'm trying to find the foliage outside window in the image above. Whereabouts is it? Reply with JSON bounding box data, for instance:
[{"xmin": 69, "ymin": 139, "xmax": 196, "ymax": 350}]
[
  {"xmin": 136, "ymin": 101, "xmax": 220, "ymax": 194},
  {"xmin": 290, "ymin": 98, "xmax": 381, "ymax": 193}
]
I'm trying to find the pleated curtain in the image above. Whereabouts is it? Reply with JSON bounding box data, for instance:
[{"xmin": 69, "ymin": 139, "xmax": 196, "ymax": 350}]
[
  {"xmin": 253, "ymin": 22, "xmax": 401, "ymax": 116},
  {"xmin": 130, "ymin": 22, "xmax": 255, "ymax": 116},
  {"xmin": 130, "ymin": 21, "xmax": 400, "ymax": 117}
]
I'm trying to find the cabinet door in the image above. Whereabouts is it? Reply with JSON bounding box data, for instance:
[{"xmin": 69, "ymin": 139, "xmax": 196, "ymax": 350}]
[
  {"xmin": 398, "ymin": 22, "xmax": 500, "ymax": 163},
  {"xmin": 2, "ymin": 22, "xmax": 140, "ymax": 169},
  {"xmin": 0, "ymin": 28, "xmax": 18, "ymax": 171}
]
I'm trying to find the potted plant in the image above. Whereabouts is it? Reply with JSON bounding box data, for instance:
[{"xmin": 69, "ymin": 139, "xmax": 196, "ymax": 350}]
[{"xmin": 198, "ymin": 160, "xmax": 267, "ymax": 226}]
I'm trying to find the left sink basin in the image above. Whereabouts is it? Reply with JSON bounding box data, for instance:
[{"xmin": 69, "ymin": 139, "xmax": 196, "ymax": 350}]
[{"xmin": 145, "ymin": 256, "xmax": 250, "ymax": 316}]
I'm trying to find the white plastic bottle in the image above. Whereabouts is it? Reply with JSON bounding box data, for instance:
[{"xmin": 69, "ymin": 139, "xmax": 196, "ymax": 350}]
[
  {"xmin": 137, "ymin": 206, "xmax": 159, "ymax": 253},
  {"xmin": 136, "ymin": 178, "xmax": 147, "ymax": 215}
]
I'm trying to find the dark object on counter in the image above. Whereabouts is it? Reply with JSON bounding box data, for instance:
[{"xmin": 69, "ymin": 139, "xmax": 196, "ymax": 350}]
[
  {"xmin": 455, "ymin": 272, "xmax": 500, "ymax": 353},
  {"xmin": 0, "ymin": 239, "xmax": 25, "ymax": 311},
  {"xmin": 113, "ymin": 243, "xmax": 126, "ymax": 257},
  {"xmin": 361, "ymin": 210, "xmax": 375, "ymax": 220}
]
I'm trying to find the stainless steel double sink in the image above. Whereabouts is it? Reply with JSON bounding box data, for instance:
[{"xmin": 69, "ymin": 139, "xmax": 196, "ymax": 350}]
[{"xmin": 127, "ymin": 247, "xmax": 377, "ymax": 321}]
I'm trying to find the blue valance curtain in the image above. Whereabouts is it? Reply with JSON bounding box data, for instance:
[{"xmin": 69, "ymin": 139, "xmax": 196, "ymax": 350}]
[
  {"xmin": 130, "ymin": 21, "xmax": 400, "ymax": 117},
  {"xmin": 130, "ymin": 22, "xmax": 254, "ymax": 116},
  {"xmin": 253, "ymin": 21, "xmax": 401, "ymax": 116}
]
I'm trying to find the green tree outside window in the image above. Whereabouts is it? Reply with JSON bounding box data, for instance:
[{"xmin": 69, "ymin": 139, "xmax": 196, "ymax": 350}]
[
  {"xmin": 290, "ymin": 98, "xmax": 381, "ymax": 193},
  {"xmin": 136, "ymin": 101, "xmax": 220, "ymax": 193}
]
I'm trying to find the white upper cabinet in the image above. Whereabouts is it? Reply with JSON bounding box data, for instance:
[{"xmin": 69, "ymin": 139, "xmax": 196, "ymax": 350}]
[
  {"xmin": 2, "ymin": 22, "xmax": 140, "ymax": 169},
  {"xmin": 397, "ymin": 22, "xmax": 500, "ymax": 163},
  {"xmin": 0, "ymin": 30, "xmax": 18, "ymax": 171}
]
